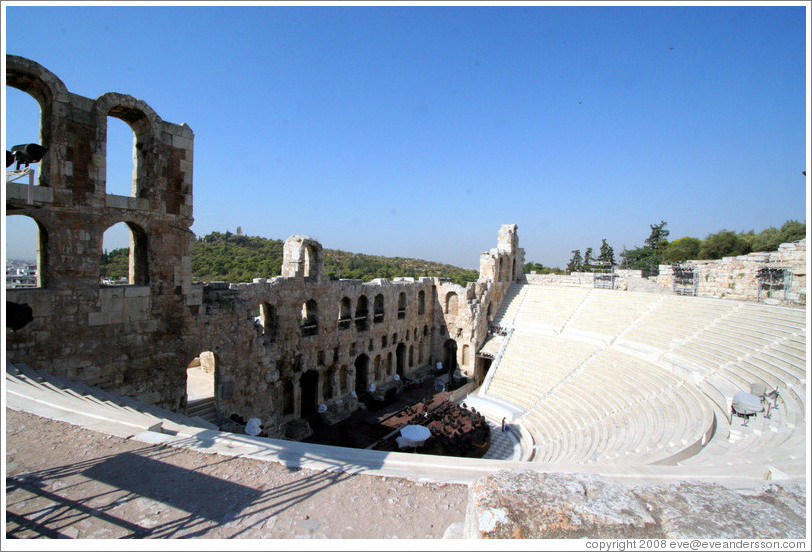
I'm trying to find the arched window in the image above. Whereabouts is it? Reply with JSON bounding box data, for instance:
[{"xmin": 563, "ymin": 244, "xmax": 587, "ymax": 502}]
[
  {"xmin": 301, "ymin": 300, "xmax": 318, "ymax": 337},
  {"xmin": 355, "ymin": 295, "xmax": 368, "ymax": 331},
  {"xmin": 462, "ymin": 344, "xmax": 470, "ymax": 368},
  {"xmin": 338, "ymin": 297, "xmax": 352, "ymax": 330},
  {"xmin": 373, "ymin": 293, "xmax": 385, "ymax": 323},
  {"xmin": 303, "ymin": 244, "xmax": 317, "ymax": 279},
  {"xmin": 417, "ymin": 290, "xmax": 425, "ymax": 315},
  {"xmin": 106, "ymin": 116, "xmax": 137, "ymax": 197},
  {"xmin": 386, "ymin": 352, "xmax": 393, "ymax": 377},
  {"xmin": 6, "ymin": 87, "xmax": 44, "ymax": 185},
  {"xmin": 6, "ymin": 215, "xmax": 46, "ymax": 289},
  {"xmin": 445, "ymin": 292, "xmax": 458, "ymax": 315},
  {"xmin": 101, "ymin": 221, "xmax": 148, "ymax": 286},
  {"xmin": 397, "ymin": 292, "xmax": 406, "ymax": 319}
]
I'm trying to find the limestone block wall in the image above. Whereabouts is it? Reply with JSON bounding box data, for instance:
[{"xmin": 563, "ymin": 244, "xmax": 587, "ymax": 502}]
[
  {"xmin": 525, "ymin": 269, "xmax": 646, "ymax": 290},
  {"xmin": 657, "ymin": 239, "xmax": 807, "ymax": 304}
]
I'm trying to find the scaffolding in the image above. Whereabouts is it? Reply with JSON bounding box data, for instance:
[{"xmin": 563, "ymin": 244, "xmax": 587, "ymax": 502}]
[
  {"xmin": 672, "ymin": 263, "xmax": 698, "ymax": 296},
  {"xmin": 592, "ymin": 263, "xmax": 616, "ymax": 289},
  {"xmin": 756, "ymin": 267, "xmax": 792, "ymax": 303}
]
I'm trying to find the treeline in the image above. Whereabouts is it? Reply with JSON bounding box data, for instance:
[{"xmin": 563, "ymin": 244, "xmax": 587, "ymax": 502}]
[
  {"xmin": 559, "ymin": 219, "xmax": 805, "ymax": 274},
  {"xmin": 101, "ymin": 230, "xmax": 480, "ymax": 286}
]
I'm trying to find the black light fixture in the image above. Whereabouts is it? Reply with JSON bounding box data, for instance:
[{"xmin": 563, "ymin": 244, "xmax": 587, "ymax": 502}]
[{"xmin": 9, "ymin": 143, "xmax": 48, "ymax": 170}]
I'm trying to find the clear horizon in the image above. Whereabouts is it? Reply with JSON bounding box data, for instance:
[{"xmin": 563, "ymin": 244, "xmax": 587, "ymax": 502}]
[{"xmin": 3, "ymin": 2, "xmax": 810, "ymax": 271}]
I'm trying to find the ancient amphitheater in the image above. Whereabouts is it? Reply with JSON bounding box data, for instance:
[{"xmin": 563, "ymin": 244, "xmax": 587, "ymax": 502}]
[{"xmin": 4, "ymin": 54, "xmax": 809, "ymax": 540}]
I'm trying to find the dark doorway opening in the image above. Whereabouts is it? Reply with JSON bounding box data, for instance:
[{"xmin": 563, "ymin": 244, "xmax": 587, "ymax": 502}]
[
  {"xmin": 354, "ymin": 354, "xmax": 369, "ymax": 396},
  {"xmin": 300, "ymin": 370, "xmax": 319, "ymax": 419}
]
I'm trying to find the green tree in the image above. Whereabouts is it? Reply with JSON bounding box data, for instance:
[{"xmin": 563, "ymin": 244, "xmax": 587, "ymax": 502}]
[
  {"xmin": 583, "ymin": 247, "xmax": 594, "ymax": 271},
  {"xmin": 620, "ymin": 245, "xmax": 658, "ymax": 271},
  {"xmin": 598, "ymin": 238, "xmax": 615, "ymax": 266},
  {"xmin": 698, "ymin": 229, "xmax": 751, "ymax": 259},
  {"xmin": 645, "ymin": 220, "xmax": 670, "ymax": 259},
  {"xmin": 566, "ymin": 250, "xmax": 583, "ymax": 273},
  {"xmin": 661, "ymin": 236, "xmax": 702, "ymax": 263}
]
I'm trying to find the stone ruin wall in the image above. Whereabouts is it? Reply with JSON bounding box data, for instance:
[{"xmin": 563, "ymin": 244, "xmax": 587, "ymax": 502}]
[
  {"xmin": 656, "ymin": 239, "xmax": 806, "ymax": 305},
  {"xmin": 6, "ymin": 55, "xmax": 197, "ymax": 410},
  {"xmin": 5, "ymin": 55, "xmax": 524, "ymax": 439},
  {"xmin": 525, "ymin": 239, "xmax": 806, "ymax": 306},
  {"xmin": 525, "ymin": 269, "xmax": 646, "ymax": 290}
]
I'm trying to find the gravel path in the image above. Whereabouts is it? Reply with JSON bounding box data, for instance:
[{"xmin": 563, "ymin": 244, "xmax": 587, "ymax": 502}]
[{"xmin": 5, "ymin": 408, "xmax": 468, "ymax": 539}]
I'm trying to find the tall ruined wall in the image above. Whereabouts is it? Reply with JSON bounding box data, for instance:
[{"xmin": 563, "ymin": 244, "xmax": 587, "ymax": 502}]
[
  {"xmin": 6, "ymin": 55, "xmax": 197, "ymax": 409},
  {"xmin": 656, "ymin": 239, "xmax": 807, "ymax": 304},
  {"xmin": 5, "ymin": 55, "xmax": 525, "ymax": 440},
  {"xmin": 190, "ymin": 225, "xmax": 525, "ymax": 439}
]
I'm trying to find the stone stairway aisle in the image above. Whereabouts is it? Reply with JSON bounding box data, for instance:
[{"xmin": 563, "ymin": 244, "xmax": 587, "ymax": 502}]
[
  {"xmin": 6, "ymin": 361, "xmax": 218, "ymax": 438},
  {"xmin": 186, "ymin": 396, "xmax": 217, "ymax": 425}
]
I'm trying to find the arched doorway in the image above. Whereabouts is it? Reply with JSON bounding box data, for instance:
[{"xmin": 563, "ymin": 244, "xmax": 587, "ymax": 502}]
[
  {"xmin": 186, "ymin": 351, "xmax": 217, "ymax": 424},
  {"xmin": 354, "ymin": 354, "xmax": 369, "ymax": 395},
  {"xmin": 396, "ymin": 343, "xmax": 406, "ymax": 377},
  {"xmin": 300, "ymin": 369, "xmax": 320, "ymax": 419}
]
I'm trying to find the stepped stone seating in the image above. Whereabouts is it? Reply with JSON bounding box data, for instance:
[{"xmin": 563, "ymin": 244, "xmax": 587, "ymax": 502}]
[
  {"xmin": 6, "ymin": 362, "xmax": 218, "ymax": 438},
  {"xmin": 492, "ymin": 283, "xmax": 527, "ymax": 327},
  {"xmin": 481, "ymin": 283, "xmax": 806, "ymax": 471},
  {"xmin": 567, "ymin": 289, "xmax": 660, "ymax": 340},
  {"xmin": 518, "ymin": 346, "xmax": 714, "ymax": 465},
  {"xmin": 511, "ymin": 285, "xmax": 590, "ymax": 332},
  {"xmin": 486, "ymin": 332, "xmax": 599, "ymax": 409}
]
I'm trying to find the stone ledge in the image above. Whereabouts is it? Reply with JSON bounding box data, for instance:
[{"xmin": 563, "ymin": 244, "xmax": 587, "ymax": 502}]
[{"xmin": 464, "ymin": 470, "xmax": 806, "ymax": 539}]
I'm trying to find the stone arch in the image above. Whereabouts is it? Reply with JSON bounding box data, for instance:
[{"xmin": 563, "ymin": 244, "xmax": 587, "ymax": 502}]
[
  {"xmin": 6, "ymin": 55, "xmax": 69, "ymax": 189},
  {"xmin": 397, "ymin": 291, "xmax": 407, "ymax": 319},
  {"xmin": 101, "ymin": 221, "xmax": 149, "ymax": 286},
  {"xmin": 417, "ymin": 289, "xmax": 425, "ymax": 315},
  {"xmin": 461, "ymin": 344, "xmax": 470, "ymax": 368},
  {"xmin": 373, "ymin": 293, "xmax": 385, "ymax": 323},
  {"xmin": 282, "ymin": 235, "xmax": 324, "ymax": 281},
  {"xmin": 445, "ymin": 292, "xmax": 459, "ymax": 315},
  {"xmin": 355, "ymin": 295, "xmax": 368, "ymax": 331},
  {"xmin": 94, "ymin": 93, "xmax": 161, "ymax": 198},
  {"xmin": 186, "ymin": 351, "xmax": 217, "ymax": 415},
  {"xmin": 386, "ymin": 351, "xmax": 393, "ymax": 377},
  {"xmin": 338, "ymin": 296, "xmax": 352, "ymax": 329},
  {"xmin": 6, "ymin": 214, "xmax": 48, "ymax": 288},
  {"xmin": 301, "ymin": 299, "xmax": 318, "ymax": 337}
]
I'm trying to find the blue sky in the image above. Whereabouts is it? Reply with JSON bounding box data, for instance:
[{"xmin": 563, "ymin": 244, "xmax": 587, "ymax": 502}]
[{"xmin": 3, "ymin": 2, "xmax": 809, "ymax": 270}]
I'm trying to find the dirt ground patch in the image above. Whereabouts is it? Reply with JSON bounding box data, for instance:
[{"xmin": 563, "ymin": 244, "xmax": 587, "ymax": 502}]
[{"xmin": 5, "ymin": 408, "xmax": 468, "ymax": 540}]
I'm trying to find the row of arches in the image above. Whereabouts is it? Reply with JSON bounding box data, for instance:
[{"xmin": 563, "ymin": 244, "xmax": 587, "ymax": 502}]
[
  {"xmin": 254, "ymin": 289, "xmax": 434, "ymax": 340},
  {"xmin": 7, "ymin": 76, "xmax": 165, "ymax": 198},
  {"xmin": 7, "ymin": 215, "xmax": 149, "ymax": 287}
]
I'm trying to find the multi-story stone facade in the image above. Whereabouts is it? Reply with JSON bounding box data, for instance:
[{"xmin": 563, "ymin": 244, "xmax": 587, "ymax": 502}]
[{"xmin": 5, "ymin": 55, "xmax": 524, "ymax": 439}]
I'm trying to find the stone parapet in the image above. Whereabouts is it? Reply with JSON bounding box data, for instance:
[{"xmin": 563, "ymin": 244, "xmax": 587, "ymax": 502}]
[{"xmin": 465, "ymin": 470, "xmax": 805, "ymax": 539}]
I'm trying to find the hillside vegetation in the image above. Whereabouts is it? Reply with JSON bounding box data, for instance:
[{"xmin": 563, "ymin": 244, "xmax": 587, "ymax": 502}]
[{"xmin": 101, "ymin": 231, "xmax": 480, "ymax": 285}]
